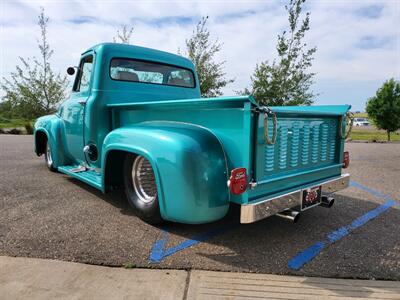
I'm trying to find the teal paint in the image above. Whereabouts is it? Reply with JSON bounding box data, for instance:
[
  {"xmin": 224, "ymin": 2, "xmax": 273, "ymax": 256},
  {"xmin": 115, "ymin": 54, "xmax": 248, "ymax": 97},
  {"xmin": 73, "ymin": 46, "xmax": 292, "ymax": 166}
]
[
  {"xmin": 101, "ymin": 122, "xmax": 229, "ymax": 224},
  {"xmin": 33, "ymin": 43, "xmax": 351, "ymax": 224}
]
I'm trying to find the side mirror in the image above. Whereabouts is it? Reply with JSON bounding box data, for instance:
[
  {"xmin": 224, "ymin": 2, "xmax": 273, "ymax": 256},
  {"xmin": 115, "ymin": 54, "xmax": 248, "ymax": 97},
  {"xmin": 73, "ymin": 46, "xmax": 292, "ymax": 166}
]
[{"xmin": 67, "ymin": 67, "xmax": 75, "ymax": 75}]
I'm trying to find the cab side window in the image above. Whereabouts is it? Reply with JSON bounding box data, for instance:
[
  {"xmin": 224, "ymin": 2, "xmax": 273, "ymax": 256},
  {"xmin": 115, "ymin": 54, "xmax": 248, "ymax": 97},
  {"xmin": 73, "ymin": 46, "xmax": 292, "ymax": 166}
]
[{"xmin": 73, "ymin": 55, "xmax": 93, "ymax": 93}]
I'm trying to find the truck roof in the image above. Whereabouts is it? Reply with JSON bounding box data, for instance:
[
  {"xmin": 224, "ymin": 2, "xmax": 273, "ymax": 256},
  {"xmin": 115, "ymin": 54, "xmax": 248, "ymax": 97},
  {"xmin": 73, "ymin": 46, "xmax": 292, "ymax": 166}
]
[{"xmin": 83, "ymin": 43, "xmax": 195, "ymax": 70}]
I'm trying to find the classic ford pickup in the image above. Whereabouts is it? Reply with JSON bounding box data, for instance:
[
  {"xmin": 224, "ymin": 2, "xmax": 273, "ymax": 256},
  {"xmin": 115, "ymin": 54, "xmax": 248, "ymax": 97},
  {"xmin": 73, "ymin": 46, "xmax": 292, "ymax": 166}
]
[{"xmin": 34, "ymin": 43, "xmax": 351, "ymax": 224}]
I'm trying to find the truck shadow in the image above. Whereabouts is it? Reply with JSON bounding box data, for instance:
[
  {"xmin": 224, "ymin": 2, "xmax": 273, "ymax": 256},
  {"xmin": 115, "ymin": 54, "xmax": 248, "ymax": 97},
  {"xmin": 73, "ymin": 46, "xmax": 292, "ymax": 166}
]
[{"xmin": 65, "ymin": 177, "xmax": 135, "ymax": 216}]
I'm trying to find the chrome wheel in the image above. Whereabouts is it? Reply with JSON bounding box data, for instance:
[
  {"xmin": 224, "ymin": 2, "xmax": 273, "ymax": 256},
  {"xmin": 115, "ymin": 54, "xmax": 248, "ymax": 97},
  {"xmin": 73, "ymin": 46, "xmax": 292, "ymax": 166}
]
[
  {"xmin": 131, "ymin": 156, "xmax": 157, "ymax": 204},
  {"xmin": 46, "ymin": 142, "xmax": 53, "ymax": 168}
]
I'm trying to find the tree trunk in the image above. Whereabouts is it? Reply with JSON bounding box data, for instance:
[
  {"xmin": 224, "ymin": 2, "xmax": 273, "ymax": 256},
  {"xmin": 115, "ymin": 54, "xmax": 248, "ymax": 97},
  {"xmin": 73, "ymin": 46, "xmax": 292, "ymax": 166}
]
[{"xmin": 387, "ymin": 130, "xmax": 391, "ymax": 141}]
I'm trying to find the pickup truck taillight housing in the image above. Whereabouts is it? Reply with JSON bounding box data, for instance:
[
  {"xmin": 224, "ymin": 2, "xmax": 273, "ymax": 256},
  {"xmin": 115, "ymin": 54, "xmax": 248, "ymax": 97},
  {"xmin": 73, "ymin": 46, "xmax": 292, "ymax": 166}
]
[
  {"xmin": 343, "ymin": 151, "xmax": 350, "ymax": 168},
  {"xmin": 228, "ymin": 168, "xmax": 247, "ymax": 195}
]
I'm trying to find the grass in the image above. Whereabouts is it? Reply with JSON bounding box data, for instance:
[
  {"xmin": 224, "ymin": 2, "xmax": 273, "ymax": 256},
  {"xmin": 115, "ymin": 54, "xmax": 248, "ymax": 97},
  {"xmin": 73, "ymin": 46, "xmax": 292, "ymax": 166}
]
[
  {"xmin": 122, "ymin": 262, "xmax": 136, "ymax": 269},
  {"xmin": 350, "ymin": 128, "xmax": 400, "ymax": 142},
  {"xmin": 0, "ymin": 117, "xmax": 33, "ymax": 129},
  {"xmin": 353, "ymin": 112, "xmax": 368, "ymax": 118},
  {"xmin": 350, "ymin": 112, "xmax": 399, "ymax": 142}
]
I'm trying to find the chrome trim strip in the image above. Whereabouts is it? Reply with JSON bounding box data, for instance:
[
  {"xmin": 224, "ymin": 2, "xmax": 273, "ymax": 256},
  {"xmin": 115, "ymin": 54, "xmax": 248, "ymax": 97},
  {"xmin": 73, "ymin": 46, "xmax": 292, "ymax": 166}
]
[
  {"xmin": 240, "ymin": 173, "xmax": 350, "ymax": 224},
  {"xmin": 255, "ymin": 163, "xmax": 343, "ymax": 186}
]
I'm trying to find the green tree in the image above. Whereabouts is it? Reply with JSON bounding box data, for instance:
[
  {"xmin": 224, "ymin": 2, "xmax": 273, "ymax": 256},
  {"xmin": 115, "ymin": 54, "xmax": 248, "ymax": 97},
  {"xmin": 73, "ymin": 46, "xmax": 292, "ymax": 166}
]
[
  {"xmin": 0, "ymin": 101, "xmax": 13, "ymax": 119},
  {"xmin": 243, "ymin": 0, "xmax": 317, "ymax": 106},
  {"xmin": 181, "ymin": 16, "xmax": 234, "ymax": 97},
  {"xmin": 0, "ymin": 8, "xmax": 67, "ymax": 120},
  {"xmin": 366, "ymin": 79, "xmax": 400, "ymax": 141},
  {"xmin": 113, "ymin": 25, "xmax": 134, "ymax": 44}
]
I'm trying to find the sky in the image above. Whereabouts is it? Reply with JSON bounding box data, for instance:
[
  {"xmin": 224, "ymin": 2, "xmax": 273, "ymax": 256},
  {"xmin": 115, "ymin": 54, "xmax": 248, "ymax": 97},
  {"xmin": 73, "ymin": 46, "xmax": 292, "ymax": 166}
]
[{"xmin": 1, "ymin": 0, "xmax": 399, "ymax": 111}]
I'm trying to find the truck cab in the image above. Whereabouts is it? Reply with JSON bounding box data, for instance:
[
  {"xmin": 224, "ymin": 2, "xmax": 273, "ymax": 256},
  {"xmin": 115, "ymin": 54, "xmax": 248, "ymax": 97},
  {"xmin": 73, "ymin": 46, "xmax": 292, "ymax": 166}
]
[{"xmin": 34, "ymin": 43, "xmax": 351, "ymax": 225}]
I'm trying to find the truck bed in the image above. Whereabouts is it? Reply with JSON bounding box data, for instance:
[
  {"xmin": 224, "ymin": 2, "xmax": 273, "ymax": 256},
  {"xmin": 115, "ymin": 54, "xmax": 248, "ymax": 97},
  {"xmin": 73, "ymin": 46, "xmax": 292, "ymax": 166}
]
[{"xmin": 107, "ymin": 96, "xmax": 350, "ymax": 205}]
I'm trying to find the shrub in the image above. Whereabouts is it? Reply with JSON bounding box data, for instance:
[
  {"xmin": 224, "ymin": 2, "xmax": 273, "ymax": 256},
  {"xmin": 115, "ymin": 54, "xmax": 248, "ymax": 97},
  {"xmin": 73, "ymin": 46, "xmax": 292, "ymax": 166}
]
[
  {"xmin": 0, "ymin": 116, "xmax": 10, "ymax": 123},
  {"xmin": 8, "ymin": 128, "xmax": 22, "ymax": 135},
  {"xmin": 25, "ymin": 123, "xmax": 34, "ymax": 134}
]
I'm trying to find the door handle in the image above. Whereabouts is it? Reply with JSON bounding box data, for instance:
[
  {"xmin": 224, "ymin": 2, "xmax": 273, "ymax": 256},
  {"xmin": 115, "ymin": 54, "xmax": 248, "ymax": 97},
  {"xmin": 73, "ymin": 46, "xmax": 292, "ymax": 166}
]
[{"xmin": 78, "ymin": 100, "xmax": 87, "ymax": 106}]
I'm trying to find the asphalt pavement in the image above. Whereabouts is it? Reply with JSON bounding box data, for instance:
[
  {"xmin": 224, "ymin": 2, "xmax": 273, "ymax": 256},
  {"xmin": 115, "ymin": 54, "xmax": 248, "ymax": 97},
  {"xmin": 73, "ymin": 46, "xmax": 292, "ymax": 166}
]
[{"xmin": 0, "ymin": 135, "xmax": 399, "ymax": 280}]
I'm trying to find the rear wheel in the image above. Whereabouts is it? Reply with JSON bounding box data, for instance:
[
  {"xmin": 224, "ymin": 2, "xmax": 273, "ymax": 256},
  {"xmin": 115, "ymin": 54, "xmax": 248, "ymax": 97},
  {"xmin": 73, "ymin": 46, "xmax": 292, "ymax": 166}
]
[
  {"xmin": 123, "ymin": 154, "xmax": 162, "ymax": 224},
  {"xmin": 44, "ymin": 141, "xmax": 57, "ymax": 172}
]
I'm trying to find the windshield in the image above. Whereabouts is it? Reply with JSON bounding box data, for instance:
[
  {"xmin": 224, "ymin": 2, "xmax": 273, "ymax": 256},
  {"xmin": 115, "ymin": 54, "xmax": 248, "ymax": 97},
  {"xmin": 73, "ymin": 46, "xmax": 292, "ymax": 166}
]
[{"xmin": 110, "ymin": 58, "xmax": 195, "ymax": 88}]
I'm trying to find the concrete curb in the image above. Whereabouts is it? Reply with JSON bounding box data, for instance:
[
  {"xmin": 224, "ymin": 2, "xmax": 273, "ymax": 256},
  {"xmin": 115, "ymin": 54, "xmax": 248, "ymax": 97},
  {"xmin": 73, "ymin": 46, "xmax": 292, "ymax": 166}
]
[
  {"xmin": 187, "ymin": 270, "xmax": 400, "ymax": 300},
  {"xmin": 1, "ymin": 256, "xmax": 399, "ymax": 300},
  {"xmin": 0, "ymin": 256, "xmax": 186, "ymax": 300}
]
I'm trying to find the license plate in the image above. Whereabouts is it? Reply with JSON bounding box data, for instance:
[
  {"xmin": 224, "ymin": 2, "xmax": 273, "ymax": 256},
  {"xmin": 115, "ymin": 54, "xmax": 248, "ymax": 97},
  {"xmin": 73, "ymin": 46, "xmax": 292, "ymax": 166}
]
[{"xmin": 301, "ymin": 186, "xmax": 322, "ymax": 210}]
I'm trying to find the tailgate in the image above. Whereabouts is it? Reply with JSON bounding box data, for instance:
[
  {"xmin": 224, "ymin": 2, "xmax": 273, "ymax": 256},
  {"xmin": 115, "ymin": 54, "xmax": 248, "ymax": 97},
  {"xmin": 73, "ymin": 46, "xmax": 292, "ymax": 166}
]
[{"xmin": 249, "ymin": 105, "xmax": 351, "ymax": 201}]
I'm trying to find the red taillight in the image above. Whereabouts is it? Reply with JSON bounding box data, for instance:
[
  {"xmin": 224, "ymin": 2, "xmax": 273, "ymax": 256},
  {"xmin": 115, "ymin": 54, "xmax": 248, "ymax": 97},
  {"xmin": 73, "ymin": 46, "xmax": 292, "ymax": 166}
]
[
  {"xmin": 228, "ymin": 168, "xmax": 248, "ymax": 195},
  {"xmin": 343, "ymin": 151, "xmax": 350, "ymax": 168}
]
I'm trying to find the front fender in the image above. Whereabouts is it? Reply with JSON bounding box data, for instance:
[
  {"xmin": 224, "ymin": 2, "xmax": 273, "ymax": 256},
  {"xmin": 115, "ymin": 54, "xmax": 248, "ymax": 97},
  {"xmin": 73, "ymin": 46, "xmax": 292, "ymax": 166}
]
[
  {"xmin": 102, "ymin": 121, "xmax": 229, "ymax": 224},
  {"xmin": 34, "ymin": 114, "xmax": 68, "ymax": 167}
]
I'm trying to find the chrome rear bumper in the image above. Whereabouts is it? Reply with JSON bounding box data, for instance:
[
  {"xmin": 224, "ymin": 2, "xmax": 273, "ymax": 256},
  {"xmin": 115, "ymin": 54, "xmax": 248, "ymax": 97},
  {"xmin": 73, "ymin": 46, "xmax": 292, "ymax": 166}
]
[{"xmin": 240, "ymin": 173, "xmax": 350, "ymax": 224}]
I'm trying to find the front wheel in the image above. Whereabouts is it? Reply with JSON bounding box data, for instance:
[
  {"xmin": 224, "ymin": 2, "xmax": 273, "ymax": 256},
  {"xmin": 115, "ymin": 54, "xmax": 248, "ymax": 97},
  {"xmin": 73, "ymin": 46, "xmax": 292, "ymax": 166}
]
[
  {"xmin": 123, "ymin": 154, "xmax": 162, "ymax": 224},
  {"xmin": 44, "ymin": 141, "xmax": 57, "ymax": 172}
]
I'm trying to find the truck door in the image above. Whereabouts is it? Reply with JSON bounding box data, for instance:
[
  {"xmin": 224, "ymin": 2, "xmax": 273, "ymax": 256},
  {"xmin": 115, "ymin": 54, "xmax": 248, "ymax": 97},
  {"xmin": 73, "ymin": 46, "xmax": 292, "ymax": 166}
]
[{"xmin": 62, "ymin": 54, "xmax": 93, "ymax": 164}]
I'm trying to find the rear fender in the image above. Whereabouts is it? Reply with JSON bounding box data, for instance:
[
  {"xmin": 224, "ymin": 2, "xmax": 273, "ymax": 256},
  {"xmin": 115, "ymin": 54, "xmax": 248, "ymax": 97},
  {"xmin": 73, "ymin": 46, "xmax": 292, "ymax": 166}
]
[{"xmin": 102, "ymin": 121, "xmax": 229, "ymax": 224}]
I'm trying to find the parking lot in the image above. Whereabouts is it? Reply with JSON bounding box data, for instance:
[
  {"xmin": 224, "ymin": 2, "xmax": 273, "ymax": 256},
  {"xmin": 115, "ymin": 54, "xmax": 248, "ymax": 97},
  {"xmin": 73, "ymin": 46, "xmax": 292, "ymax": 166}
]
[{"xmin": 0, "ymin": 135, "xmax": 399, "ymax": 280}]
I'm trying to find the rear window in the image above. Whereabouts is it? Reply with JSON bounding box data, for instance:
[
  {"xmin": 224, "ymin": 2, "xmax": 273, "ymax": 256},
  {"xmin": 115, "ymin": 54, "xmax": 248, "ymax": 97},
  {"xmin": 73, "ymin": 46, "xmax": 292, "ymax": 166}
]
[{"xmin": 110, "ymin": 58, "xmax": 195, "ymax": 88}]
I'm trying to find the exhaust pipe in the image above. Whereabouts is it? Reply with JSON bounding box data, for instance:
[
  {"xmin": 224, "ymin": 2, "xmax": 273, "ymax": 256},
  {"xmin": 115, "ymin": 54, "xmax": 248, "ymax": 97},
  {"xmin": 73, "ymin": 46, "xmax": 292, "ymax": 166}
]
[
  {"xmin": 276, "ymin": 209, "xmax": 300, "ymax": 223},
  {"xmin": 321, "ymin": 196, "xmax": 335, "ymax": 208}
]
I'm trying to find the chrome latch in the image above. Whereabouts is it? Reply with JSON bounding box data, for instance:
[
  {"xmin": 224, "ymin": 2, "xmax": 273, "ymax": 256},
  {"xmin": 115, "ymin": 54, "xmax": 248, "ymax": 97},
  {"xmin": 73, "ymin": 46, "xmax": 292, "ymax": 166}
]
[
  {"xmin": 249, "ymin": 181, "xmax": 258, "ymax": 190},
  {"xmin": 83, "ymin": 145, "xmax": 90, "ymax": 153}
]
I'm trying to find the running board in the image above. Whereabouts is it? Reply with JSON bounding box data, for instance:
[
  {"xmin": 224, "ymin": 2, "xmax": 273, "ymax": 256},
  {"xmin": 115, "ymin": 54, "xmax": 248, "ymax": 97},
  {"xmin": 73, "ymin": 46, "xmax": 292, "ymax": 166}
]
[
  {"xmin": 69, "ymin": 165, "xmax": 87, "ymax": 173},
  {"xmin": 58, "ymin": 165, "xmax": 102, "ymax": 191}
]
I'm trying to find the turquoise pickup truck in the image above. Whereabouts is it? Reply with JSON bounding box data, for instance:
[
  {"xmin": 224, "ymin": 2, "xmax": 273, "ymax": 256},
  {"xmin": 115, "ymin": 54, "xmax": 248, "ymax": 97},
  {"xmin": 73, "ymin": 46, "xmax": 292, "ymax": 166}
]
[{"xmin": 34, "ymin": 43, "xmax": 351, "ymax": 225}]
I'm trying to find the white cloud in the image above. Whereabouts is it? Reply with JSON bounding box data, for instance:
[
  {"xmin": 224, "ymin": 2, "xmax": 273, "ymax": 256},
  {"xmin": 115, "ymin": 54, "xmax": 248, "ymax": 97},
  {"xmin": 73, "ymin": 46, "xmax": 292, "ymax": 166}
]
[{"xmin": 1, "ymin": 0, "xmax": 399, "ymax": 110}]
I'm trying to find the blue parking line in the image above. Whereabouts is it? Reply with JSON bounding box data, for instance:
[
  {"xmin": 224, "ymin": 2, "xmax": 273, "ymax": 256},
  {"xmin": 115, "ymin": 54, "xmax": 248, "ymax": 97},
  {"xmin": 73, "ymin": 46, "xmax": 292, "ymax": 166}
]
[
  {"xmin": 149, "ymin": 180, "xmax": 398, "ymax": 266},
  {"xmin": 149, "ymin": 223, "xmax": 238, "ymax": 263},
  {"xmin": 349, "ymin": 181, "xmax": 389, "ymax": 199},
  {"xmin": 149, "ymin": 230, "xmax": 169, "ymax": 263},
  {"xmin": 288, "ymin": 181, "xmax": 398, "ymax": 270}
]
